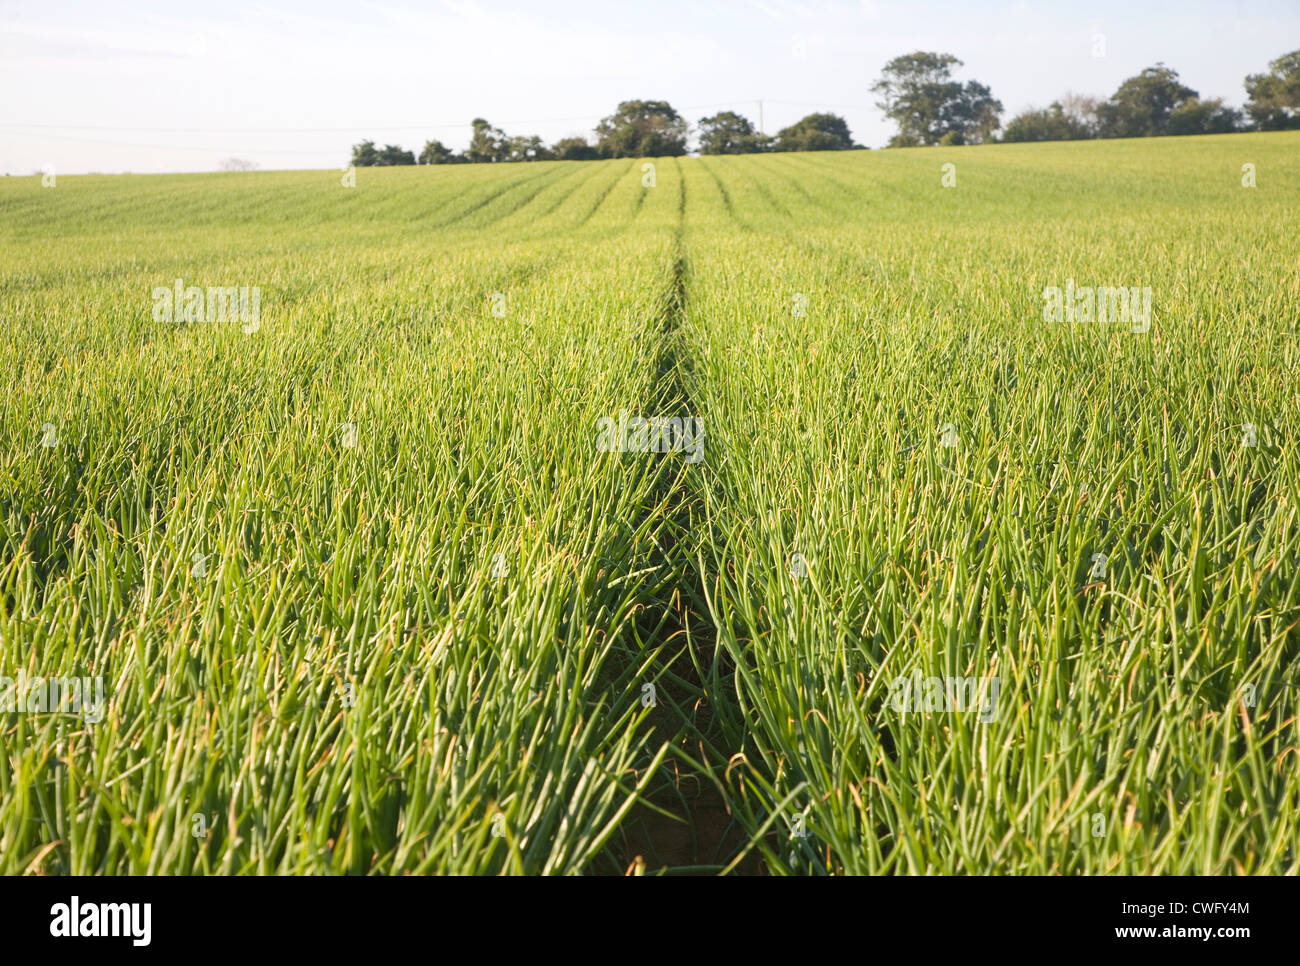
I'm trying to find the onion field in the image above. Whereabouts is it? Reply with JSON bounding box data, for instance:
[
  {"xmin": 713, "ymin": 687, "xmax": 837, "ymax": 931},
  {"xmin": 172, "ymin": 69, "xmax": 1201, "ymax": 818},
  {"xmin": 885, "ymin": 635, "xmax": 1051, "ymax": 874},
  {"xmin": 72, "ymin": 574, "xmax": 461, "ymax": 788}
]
[{"xmin": 2, "ymin": 131, "xmax": 1298, "ymax": 874}]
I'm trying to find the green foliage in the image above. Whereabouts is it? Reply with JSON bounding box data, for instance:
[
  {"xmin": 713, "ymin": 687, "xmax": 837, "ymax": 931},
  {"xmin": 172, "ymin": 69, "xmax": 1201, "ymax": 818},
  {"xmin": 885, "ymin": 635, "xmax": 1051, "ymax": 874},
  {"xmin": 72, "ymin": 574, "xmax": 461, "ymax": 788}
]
[
  {"xmin": 350, "ymin": 139, "xmax": 380, "ymax": 166},
  {"xmin": 1002, "ymin": 99, "xmax": 1098, "ymax": 142},
  {"xmin": 506, "ymin": 135, "xmax": 552, "ymax": 162},
  {"xmin": 379, "ymin": 145, "xmax": 416, "ymax": 166},
  {"xmin": 772, "ymin": 112, "xmax": 856, "ymax": 152},
  {"xmin": 4, "ymin": 132, "xmax": 1299, "ymax": 875},
  {"xmin": 418, "ymin": 139, "xmax": 463, "ymax": 165},
  {"xmin": 1168, "ymin": 98, "xmax": 1245, "ymax": 135},
  {"xmin": 1097, "ymin": 64, "xmax": 1199, "ymax": 138},
  {"xmin": 595, "ymin": 100, "xmax": 688, "ymax": 158},
  {"xmin": 1244, "ymin": 48, "xmax": 1300, "ymax": 130},
  {"xmin": 0, "ymin": 159, "xmax": 687, "ymax": 873},
  {"xmin": 467, "ymin": 118, "xmax": 509, "ymax": 163},
  {"xmin": 352, "ymin": 50, "xmax": 1300, "ymax": 166},
  {"xmin": 551, "ymin": 137, "xmax": 600, "ymax": 161},
  {"xmin": 872, "ymin": 51, "xmax": 1003, "ymax": 146},
  {"xmin": 674, "ymin": 133, "xmax": 1300, "ymax": 873},
  {"xmin": 697, "ymin": 111, "xmax": 772, "ymax": 154},
  {"xmin": 351, "ymin": 140, "xmax": 415, "ymax": 166},
  {"xmin": 1006, "ymin": 82, "xmax": 1246, "ymax": 144}
]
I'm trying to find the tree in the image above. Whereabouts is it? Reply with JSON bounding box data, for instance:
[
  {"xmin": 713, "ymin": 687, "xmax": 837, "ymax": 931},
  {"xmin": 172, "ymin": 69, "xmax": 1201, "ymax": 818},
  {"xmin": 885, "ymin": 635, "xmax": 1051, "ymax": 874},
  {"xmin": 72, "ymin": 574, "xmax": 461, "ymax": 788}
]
[
  {"xmin": 467, "ymin": 118, "xmax": 509, "ymax": 163},
  {"xmin": 1002, "ymin": 96, "xmax": 1099, "ymax": 142},
  {"xmin": 377, "ymin": 144, "xmax": 416, "ymax": 165},
  {"xmin": 595, "ymin": 100, "xmax": 687, "ymax": 157},
  {"xmin": 1244, "ymin": 49, "xmax": 1300, "ymax": 130},
  {"xmin": 219, "ymin": 158, "xmax": 258, "ymax": 171},
  {"xmin": 771, "ymin": 113, "xmax": 856, "ymax": 152},
  {"xmin": 351, "ymin": 140, "xmax": 381, "ymax": 166},
  {"xmin": 1059, "ymin": 93, "xmax": 1102, "ymax": 137},
  {"xmin": 872, "ymin": 51, "xmax": 1003, "ymax": 146},
  {"xmin": 1003, "ymin": 104, "xmax": 1077, "ymax": 142},
  {"xmin": 551, "ymin": 136, "xmax": 600, "ymax": 161},
  {"xmin": 506, "ymin": 135, "xmax": 552, "ymax": 162},
  {"xmin": 944, "ymin": 80, "xmax": 1002, "ymax": 144},
  {"xmin": 350, "ymin": 141, "xmax": 414, "ymax": 166},
  {"xmin": 697, "ymin": 111, "xmax": 772, "ymax": 154},
  {"xmin": 1168, "ymin": 97, "xmax": 1244, "ymax": 135},
  {"xmin": 419, "ymin": 139, "xmax": 463, "ymax": 164},
  {"xmin": 1097, "ymin": 64, "xmax": 1198, "ymax": 138}
]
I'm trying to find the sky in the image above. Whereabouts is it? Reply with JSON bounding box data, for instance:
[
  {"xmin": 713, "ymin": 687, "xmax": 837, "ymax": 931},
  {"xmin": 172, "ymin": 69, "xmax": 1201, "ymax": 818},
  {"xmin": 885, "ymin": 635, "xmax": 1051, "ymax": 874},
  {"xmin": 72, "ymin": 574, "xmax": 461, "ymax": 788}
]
[{"xmin": 1, "ymin": 0, "xmax": 1295, "ymax": 175}]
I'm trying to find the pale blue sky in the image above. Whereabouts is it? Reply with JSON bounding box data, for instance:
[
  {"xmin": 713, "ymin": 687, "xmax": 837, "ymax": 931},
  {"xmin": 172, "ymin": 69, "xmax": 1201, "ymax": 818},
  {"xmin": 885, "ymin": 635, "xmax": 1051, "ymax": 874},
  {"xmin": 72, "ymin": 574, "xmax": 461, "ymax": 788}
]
[{"xmin": 1, "ymin": 0, "xmax": 1295, "ymax": 174}]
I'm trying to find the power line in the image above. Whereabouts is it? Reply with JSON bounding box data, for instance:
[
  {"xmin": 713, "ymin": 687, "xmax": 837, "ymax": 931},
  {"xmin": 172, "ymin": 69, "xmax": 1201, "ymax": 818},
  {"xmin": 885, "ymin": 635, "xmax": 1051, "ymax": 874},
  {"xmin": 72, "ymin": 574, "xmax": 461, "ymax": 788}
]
[
  {"xmin": 765, "ymin": 99, "xmax": 878, "ymax": 111},
  {"xmin": 0, "ymin": 101, "xmax": 766, "ymax": 136},
  {"xmin": 3, "ymin": 99, "xmax": 879, "ymax": 165},
  {"xmin": 14, "ymin": 130, "xmax": 341, "ymax": 156},
  {"xmin": 1, "ymin": 118, "xmax": 590, "ymax": 134}
]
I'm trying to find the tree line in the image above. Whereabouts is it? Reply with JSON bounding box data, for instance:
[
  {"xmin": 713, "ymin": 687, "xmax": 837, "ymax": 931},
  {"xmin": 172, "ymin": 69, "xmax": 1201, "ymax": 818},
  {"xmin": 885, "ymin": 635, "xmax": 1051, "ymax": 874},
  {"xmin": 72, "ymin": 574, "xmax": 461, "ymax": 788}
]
[
  {"xmin": 350, "ymin": 101, "xmax": 859, "ymax": 166},
  {"xmin": 1001, "ymin": 49, "xmax": 1300, "ymax": 143},
  {"xmin": 873, "ymin": 48, "xmax": 1299, "ymax": 146},
  {"xmin": 348, "ymin": 47, "xmax": 1300, "ymax": 165}
]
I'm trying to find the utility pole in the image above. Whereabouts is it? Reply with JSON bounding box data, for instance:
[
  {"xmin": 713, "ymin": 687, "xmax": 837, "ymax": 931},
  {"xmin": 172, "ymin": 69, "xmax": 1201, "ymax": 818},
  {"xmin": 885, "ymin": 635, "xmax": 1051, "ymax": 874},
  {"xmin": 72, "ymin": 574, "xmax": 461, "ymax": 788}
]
[{"xmin": 758, "ymin": 100, "xmax": 764, "ymax": 135}]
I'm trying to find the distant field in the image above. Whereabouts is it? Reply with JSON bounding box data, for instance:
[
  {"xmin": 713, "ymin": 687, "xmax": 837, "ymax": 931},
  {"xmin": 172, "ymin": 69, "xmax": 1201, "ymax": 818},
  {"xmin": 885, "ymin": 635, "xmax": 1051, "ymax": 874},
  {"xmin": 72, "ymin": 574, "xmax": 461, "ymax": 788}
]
[{"xmin": 2, "ymin": 131, "xmax": 1298, "ymax": 874}]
